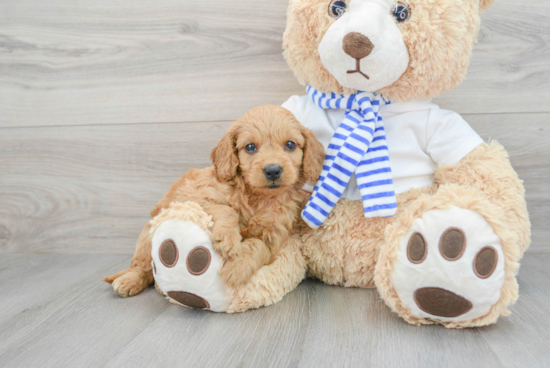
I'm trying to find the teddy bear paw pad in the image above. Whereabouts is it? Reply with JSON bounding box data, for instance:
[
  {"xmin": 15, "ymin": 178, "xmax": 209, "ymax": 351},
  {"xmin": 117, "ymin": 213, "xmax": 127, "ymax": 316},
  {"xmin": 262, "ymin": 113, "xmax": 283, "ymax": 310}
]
[
  {"xmin": 391, "ymin": 206, "xmax": 505, "ymax": 322},
  {"xmin": 166, "ymin": 291, "xmax": 210, "ymax": 309},
  {"xmin": 151, "ymin": 219, "xmax": 230, "ymax": 312}
]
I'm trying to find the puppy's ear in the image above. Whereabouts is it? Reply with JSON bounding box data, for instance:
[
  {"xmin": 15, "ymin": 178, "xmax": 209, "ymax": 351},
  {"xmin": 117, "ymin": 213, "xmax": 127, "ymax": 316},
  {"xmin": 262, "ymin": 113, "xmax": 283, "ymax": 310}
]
[
  {"xmin": 301, "ymin": 127, "xmax": 325, "ymax": 183},
  {"xmin": 211, "ymin": 128, "xmax": 239, "ymax": 182}
]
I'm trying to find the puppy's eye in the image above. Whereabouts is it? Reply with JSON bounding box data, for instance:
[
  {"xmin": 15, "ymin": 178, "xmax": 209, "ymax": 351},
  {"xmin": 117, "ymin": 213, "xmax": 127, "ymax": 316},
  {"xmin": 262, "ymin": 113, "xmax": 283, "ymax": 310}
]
[
  {"xmin": 245, "ymin": 143, "xmax": 257, "ymax": 153},
  {"xmin": 391, "ymin": 2, "xmax": 411, "ymax": 23},
  {"xmin": 285, "ymin": 141, "xmax": 297, "ymax": 151},
  {"xmin": 328, "ymin": 0, "xmax": 346, "ymax": 19}
]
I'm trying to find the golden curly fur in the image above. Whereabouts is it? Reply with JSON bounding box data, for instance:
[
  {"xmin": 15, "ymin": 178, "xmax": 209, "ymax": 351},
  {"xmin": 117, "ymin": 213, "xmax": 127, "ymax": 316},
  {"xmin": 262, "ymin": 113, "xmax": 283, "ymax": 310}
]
[{"xmin": 104, "ymin": 105, "xmax": 325, "ymax": 292}]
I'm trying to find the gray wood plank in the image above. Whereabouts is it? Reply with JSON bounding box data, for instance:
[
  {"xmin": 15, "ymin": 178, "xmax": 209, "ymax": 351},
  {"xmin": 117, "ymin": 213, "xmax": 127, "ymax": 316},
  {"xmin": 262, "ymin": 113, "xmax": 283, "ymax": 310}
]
[
  {"xmin": 0, "ymin": 121, "xmax": 231, "ymax": 254},
  {"xmin": 468, "ymin": 113, "xmax": 550, "ymax": 251},
  {"xmin": 106, "ymin": 280, "xmax": 313, "ymax": 368},
  {"xmin": 106, "ymin": 282, "xmax": 504, "ymax": 368},
  {"xmin": 1, "ymin": 113, "xmax": 548, "ymax": 254},
  {"xmin": 0, "ymin": 254, "xmax": 547, "ymax": 368},
  {"xmin": 0, "ymin": 0, "xmax": 298, "ymax": 128},
  {"xmin": 0, "ymin": 254, "xmax": 128, "ymax": 325},
  {"xmin": 477, "ymin": 254, "xmax": 550, "ymax": 368},
  {"xmin": 0, "ymin": 254, "xmax": 170, "ymax": 368},
  {"xmin": 436, "ymin": 0, "xmax": 550, "ymax": 115},
  {"xmin": 0, "ymin": 0, "xmax": 549, "ymax": 128}
]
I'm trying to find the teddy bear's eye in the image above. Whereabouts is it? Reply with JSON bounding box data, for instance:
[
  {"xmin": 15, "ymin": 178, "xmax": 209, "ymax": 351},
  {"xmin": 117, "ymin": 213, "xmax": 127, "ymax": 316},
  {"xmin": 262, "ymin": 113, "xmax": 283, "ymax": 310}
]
[
  {"xmin": 391, "ymin": 2, "xmax": 411, "ymax": 23},
  {"xmin": 328, "ymin": 0, "xmax": 347, "ymax": 19},
  {"xmin": 245, "ymin": 143, "xmax": 257, "ymax": 153}
]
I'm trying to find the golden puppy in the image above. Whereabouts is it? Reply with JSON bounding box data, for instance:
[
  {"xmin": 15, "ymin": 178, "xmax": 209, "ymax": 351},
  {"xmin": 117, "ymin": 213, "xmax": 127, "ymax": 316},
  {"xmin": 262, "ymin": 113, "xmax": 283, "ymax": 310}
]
[{"xmin": 104, "ymin": 105, "xmax": 325, "ymax": 293}]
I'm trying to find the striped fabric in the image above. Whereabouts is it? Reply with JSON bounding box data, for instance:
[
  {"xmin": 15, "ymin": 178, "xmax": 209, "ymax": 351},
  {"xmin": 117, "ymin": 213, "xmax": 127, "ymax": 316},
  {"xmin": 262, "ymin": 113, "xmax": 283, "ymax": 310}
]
[{"xmin": 301, "ymin": 86, "xmax": 397, "ymax": 229}]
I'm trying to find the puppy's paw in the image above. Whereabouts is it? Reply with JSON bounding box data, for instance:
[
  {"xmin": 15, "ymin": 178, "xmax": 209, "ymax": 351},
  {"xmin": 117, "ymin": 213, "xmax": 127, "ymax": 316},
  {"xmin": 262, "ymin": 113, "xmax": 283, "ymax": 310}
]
[
  {"xmin": 244, "ymin": 218, "xmax": 263, "ymax": 238},
  {"xmin": 212, "ymin": 231, "xmax": 242, "ymax": 259},
  {"xmin": 220, "ymin": 258, "xmax": 256, "ymax": 289},
  {"xmin": 104, "ymin": 268, "xmax": 150, "ymax": 297},
  {"xmin": 220, "ymin": 238, "xmax": 271, "ymax": 288}
]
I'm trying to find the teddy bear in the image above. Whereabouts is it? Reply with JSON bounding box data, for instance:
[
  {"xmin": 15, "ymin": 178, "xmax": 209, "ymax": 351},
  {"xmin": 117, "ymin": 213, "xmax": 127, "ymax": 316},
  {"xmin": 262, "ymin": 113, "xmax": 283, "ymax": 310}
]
[{"xmin": 106, "ymin": 0, "xmax": 530, "ymax": 328}]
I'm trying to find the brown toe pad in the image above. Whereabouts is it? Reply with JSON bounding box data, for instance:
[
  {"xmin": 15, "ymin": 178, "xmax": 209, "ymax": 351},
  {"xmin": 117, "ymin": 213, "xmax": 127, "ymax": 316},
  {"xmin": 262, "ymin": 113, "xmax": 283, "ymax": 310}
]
[
  {"xmin": 439, "ymin": 228, "xmax": 466, "ymax": 261},
  {"xmin": 167, "ymin": 291, "xmax": 210, "ymax": 309},
  {"xmin": 414, "ymin": 287, "xmax": 472, "ymax": 318},
  {"xmin": 407, "ymin": 232, "xmax": 427, "ymax": 264},
  {"xmin": 474, "ymin": 246, "xmax": 498, "ymax": 279},
  {"xmin": 187, "ymin": 246, "xmax": 211, "ymax": 275},
  {"xmin": 159, "ymin": 239, "xmax": 179, "ymax": 267}
]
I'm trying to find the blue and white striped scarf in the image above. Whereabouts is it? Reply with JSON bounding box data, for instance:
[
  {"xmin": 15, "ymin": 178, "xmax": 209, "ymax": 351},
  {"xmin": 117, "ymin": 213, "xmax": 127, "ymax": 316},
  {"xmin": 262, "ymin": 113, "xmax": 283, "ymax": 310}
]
[{"xmin": 301, "ymin": 86, "xmax": 397, "ymax": 229}]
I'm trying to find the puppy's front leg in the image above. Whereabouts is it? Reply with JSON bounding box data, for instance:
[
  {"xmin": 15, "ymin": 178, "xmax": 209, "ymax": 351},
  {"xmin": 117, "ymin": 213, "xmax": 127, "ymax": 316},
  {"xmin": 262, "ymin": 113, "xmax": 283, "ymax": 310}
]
[
  {"xmin": 202, "ymin": 203, "xmax": 272, "ymax": 288},
  {"xmin": 201, "ymin": 203, "xmax": 243, "ymax": 259},
  {"xmin": 246, "ymin": 211, "xmax": 293, "ymax": 258},
  {"xmin": 220, "ymin": 238, "xmax": 272, "ymax": 288}
]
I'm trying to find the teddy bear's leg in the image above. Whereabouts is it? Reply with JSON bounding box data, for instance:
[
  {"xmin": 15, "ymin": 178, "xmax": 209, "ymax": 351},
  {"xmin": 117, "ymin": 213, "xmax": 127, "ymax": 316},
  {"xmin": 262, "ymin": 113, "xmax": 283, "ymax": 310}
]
[
  {"xmin": 299, "ymin": 186, "xmax": 435, "ymax": 289},
  {"xmin": 301, "ymin": 199, "xmax": 389, "ymax": 288},
  {"xmin": 375, "ymin": 142, "xmax": 528, "ymax": 328},
  {"xmin": 150, "ymin": 201, "xmax": 307, "ymax": 313},
  {"xmin": 434, "ymin": 141, "xmax": 530, "ymax": 256},
  {"xmin": 150, "ymin": 201, "xmax": 231, "ymax": 312}
]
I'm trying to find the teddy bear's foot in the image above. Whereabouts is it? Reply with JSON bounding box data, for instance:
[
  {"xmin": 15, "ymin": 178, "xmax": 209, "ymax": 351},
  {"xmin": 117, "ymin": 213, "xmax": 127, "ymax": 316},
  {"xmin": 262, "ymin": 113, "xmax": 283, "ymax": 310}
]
[
  {"xmin": 150, "ymin": 202, "xmax": 230, "ymax": 312},
  {"xmin": 390, "ymin": 206, "xmax": 506, "ymax": 325}
]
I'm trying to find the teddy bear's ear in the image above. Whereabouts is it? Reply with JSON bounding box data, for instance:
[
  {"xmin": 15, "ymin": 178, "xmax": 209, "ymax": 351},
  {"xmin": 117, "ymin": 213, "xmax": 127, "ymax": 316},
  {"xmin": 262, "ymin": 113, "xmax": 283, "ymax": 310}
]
[
  {"xmin": 210, "ymin": 128, "xmax": 239, "ymax": 182},
  {"xmin": 479, "ymin": 0, "xmax": 497, "ymax": 12}
]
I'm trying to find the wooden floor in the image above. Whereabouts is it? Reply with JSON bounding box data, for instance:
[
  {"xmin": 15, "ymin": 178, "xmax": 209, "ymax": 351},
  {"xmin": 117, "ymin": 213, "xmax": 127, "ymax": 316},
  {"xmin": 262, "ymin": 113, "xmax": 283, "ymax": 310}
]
[
  {"xmin": 1, "ymin": 0, "xmax": 549, "ymax": 366},
  {"xmin": 0, "ymin": 253, "xmax": 548, "ymax": 367}
]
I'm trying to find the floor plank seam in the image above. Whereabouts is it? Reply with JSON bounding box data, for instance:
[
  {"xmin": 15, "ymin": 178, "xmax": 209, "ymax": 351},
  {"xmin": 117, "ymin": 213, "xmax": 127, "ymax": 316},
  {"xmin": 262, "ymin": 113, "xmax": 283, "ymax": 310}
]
[
  {"xmin": 3, "ymin": 111, "xmax": 550, "ymax": 131},
  {"xmin": 0, "ymin": 119, "xmax": 234, "ymax": 130}
]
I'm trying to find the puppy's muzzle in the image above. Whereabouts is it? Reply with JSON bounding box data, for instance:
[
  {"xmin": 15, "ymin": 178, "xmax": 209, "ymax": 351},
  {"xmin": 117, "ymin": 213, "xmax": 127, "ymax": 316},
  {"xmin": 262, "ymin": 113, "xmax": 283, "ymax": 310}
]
[{"xmin": 264, "ymin": 165, "xmax": 283, "ymax": 181}]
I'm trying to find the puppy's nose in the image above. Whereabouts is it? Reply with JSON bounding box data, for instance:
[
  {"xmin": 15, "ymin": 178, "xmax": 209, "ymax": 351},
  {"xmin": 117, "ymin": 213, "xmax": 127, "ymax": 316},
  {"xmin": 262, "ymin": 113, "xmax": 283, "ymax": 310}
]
[
  {"xmin": 342, "ymin": 32, "xmax": 374, "ymax": 59},
  {"xmin": 264, "ymin": 165, "xmax": 282, "ymax": 181}
]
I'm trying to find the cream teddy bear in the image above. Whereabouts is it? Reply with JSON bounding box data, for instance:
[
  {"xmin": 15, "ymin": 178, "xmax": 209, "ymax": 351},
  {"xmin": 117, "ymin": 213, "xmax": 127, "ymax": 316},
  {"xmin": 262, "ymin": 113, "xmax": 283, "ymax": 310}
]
[{"xmin": 106, "ymin": 0, "xmax": 530, "ymax": 328}]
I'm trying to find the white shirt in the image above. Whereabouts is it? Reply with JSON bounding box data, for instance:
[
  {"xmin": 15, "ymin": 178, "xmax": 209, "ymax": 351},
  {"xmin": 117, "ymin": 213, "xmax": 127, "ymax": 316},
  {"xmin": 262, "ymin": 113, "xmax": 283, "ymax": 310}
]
[{"xmin": 282, "ymin": 95, "xmax": 483, "ymax": 200}]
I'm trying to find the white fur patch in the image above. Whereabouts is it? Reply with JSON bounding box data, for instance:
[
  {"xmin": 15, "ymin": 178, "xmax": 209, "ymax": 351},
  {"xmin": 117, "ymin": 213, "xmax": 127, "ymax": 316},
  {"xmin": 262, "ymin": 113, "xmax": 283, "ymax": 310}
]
[
  {"xmin": 151, "ymin": 219, "xmax": 230, "ymax": 312},
  {"xmin": 319, "ymin": 0, "xmax": 409, "ymax": 92},
  {"xmin": 391, "ymin": 206, "xmax": 505, "ymax": 322}
]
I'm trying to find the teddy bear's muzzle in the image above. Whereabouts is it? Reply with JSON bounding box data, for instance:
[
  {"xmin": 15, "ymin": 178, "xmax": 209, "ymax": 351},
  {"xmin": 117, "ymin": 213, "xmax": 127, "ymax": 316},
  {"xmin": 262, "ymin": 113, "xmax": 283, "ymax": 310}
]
[
  {"xmin": 318, "ymin": 0, "xmax": 409, "ymax": 91},
  {"xmin": 343, "ymin": 32, "xmax": 374, "ymax": 80},
  {"xmin": 342, "ymin": 31, "xmax": 374, "ymax": 60}
]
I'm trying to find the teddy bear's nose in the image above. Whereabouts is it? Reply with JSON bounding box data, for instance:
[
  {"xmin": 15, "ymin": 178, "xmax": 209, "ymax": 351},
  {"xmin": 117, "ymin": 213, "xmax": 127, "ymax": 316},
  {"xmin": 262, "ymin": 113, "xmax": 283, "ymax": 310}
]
[{"xmin": 342, "ymin": 32, "xmax": 374, "ymax": 59}]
